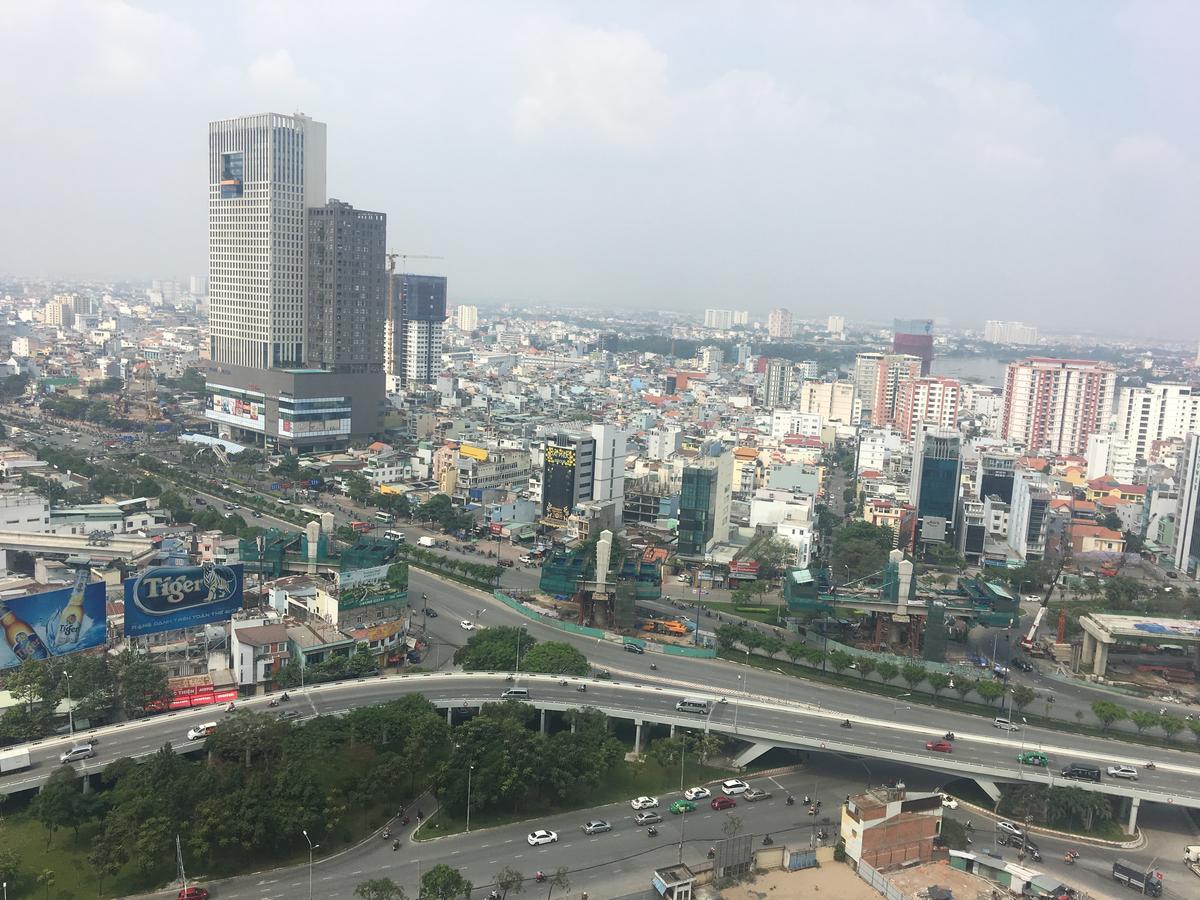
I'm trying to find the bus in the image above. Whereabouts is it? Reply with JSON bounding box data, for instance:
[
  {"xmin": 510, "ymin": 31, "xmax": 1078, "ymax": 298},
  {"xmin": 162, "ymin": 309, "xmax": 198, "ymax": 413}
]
[
  {"xmin": 300, "ymin": 507, "xmax": 323, "ymax": 520},
  {"xmin": 375, "ymin": 512, "xmax": 395, "ymax": 525},
  {"xmin": 350, "ymin": 521, "xmax": 373, "ymax": 534},
  {"xmin": 384, "ymin": 530, "xmax": 406, "ymax": 543}
]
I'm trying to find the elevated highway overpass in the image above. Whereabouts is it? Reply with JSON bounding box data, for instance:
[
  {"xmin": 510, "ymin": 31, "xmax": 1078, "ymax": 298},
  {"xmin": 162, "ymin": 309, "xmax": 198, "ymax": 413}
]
[
  {"xmin": 3, "ymin": 671, "xmax": 1195, "ymax": 833},
  {"xmin": 0, "ymin": 529, "xmax": 157, "ymax": 566}
]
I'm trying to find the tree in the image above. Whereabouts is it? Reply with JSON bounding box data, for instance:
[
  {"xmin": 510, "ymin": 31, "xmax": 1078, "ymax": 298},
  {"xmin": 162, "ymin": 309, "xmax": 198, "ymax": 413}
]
[
  {"xmin": 355, "ymin": 878, "xmax": 409, "ymax": 900},
  {"xmin": 494, "ymin": 866, "xmax": 525, "ymax": 899},
  {"xmin": 111, "ymin": 650, "xmax": 170, "ymax": 715},
  {"xmin": 544, "ymin": 866, "xmax": 570, "ymax": 899},
  {"xmin": 1161, "ymin": 715, "xmax": 1185, "ymax": 742},
  {"xmin": 348, "ymin": 648, "xmax": 379, "ymax": 677},
  {"xmin": 1010, "ymin": 684, "xmax": 1036, "ymax": 714},
  {"xmin": 421, "ymin": 863, "xmax": 472, "ymax": 900},
  {"xmin": 875, "ymin": 661, "xmax": 899, "ymax": 685},
  {"xmin": 746, "ymin": 536, "xmax": 796, "ymax": 580},
  {"xmin": 856, "ymin": 658, "xmax": 877, "ymax": 682},
  {"xmin": 36, "ymin": 868, "xmax": 56, "ymax": 900},
  {"xmin": 1104, "ymin": 576, "xmax": 1141, "ymax": 610},
  {"xmin": 953, "ymin": 677, "xmax": 976, "ymax": 702},
  {"xmin": 830, "ymin": 521, "xmax": 894, "ymax": 581},
  {"xmin": 900, "ymin": 664, "xmax": 927, "ymax": 691},
  {"xmin": 345, "ymin": 472, "xmax": 372, "ymax": 504},
  {"xmin": 0, "ymin": 843, "xmax": 18, "ymax": 886},
  {"xmin": 1099, "ymin": 512, "xmax": 1123, "ymax": 532},
  {"xmin": 454, "ymin": 627, "xmax": 538, "ymax": 672},
  {"xmin": 1129, "ymin": 710, "xmax": 1158, "ymax": 735},
  {"xmin": 722, "ymin": 813, "xmax": 744, "ymax": 839},
  {"xmin": 974, "ymin": 680, "xmax": 1004, "ymax": 706},
  {"xmin": 940, "ymin": 816, "xmax": 969, "ymax": 851},
  {"xmin": 827, "ymin": 650, "xmax": 853, "ymax": 676},
  {"xmin": 1189, "ymin": 720, "xmax": 1200, "ymax": 744},
  {"xmin": 926, "ymin": 672, "xmax": 952, "ymax": 697},
  {"xmin": 31, "ymin": 766, "xmax": 85, "ymax": 847},
  {"xmin": 520, "ymin": 642, "xmax": 590, "ymax": 676},
  {"xmin": 1091, "ymin": 700, "xmax": 1128, "ymax": 732},
  {"xmin": 785, "ymin": 641, "xmax": 807, "ymax": 666}
]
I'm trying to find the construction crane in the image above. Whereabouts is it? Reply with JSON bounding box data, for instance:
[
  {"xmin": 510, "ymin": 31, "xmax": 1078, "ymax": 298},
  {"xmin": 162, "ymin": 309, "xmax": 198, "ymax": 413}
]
[{"xmin": 385, "ymin": 251, "xmax": 444, "ymax": 374}]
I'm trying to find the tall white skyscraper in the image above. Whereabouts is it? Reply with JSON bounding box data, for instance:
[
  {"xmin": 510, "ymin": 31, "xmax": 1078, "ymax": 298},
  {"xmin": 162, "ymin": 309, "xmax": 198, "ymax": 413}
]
[
  {"xmin": 1173, "ymin": 433, "xmax": 1200, "ymax": 576},
  {"xmin": 827, "ymin": 314, "xmax": 845, "ymax": 337},
  {"xmin": 703, "ymin": 308, "xmax": 734, "ymax": 329},
  {"xmin": 456, "ymin": 304, "xmax": 479, "ymax": 331},
  {"xmin": 1112, "ymin": 383, "xmax": 1200, "ymax": 462},
  {"xmin": 208, "ymin": 112, "xmax": 327, "ymax": 369}
]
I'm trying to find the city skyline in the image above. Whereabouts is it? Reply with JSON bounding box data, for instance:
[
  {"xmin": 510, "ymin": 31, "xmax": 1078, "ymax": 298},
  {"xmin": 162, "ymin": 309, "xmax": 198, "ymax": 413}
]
[{"xmin": 2, "ymin": 1, "xmax": 1198, "ymax": 339}]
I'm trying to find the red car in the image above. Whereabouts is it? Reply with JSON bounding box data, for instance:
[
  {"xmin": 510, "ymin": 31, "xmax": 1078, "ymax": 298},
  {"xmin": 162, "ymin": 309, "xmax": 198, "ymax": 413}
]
[
  {"xmin": 179, "ymin": 889, "xmax": 209, "ymax": 900},
  {"xmin": 926, "ymin": 740, "xmax": 953, "ymax": 753},
  {"xmin": 710, "ymin": 796, "xmax": 737, "ymax": 810}
]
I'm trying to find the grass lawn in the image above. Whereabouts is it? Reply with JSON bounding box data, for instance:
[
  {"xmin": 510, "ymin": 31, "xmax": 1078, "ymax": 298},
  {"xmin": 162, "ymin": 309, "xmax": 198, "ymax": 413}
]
[
  {"xmin": 417, "ymin": 757, "xmax": 735, "ymax": 840},
  {"xmin": 695, "ymin": 601, "xmax": 785, "ymax": 626}
]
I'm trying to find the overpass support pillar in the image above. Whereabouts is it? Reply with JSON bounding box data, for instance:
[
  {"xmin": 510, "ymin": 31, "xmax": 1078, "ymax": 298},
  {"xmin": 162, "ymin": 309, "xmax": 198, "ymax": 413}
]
[
  {"xmin": 1081, "ymin": 632, "xmax": 1096, "ymax": 665},
  {"xmin": 1094, "ymin": 642, "xmax": 1110, "ymax": 677},
  {"xmin": 634, "ymin": 720, "xmax": 644, "ymax": 755},
  {"xmin": 670, "ymin": 723, "xmax": 675, "ymax": 738},
  {"xmin": 1126, "ymin": 796, "xmax": 1140, "ymax": 834},
  {"xmin": 973, "ymin": 778, "xmax": 1002, "ymax": 804},
  {"xmin": 0, "ymin": 548, "xmax": 7, "ymax": 571},
  {"xmin": 570, "ymin": 716, "xmax": 576, "ymax": 734},
  {"xmin": 446, "ymin": 707, "xmax": 452, "ymax": 726},
  {"xmin": 733, "ymin": 742, "xmax": 773, "ymax": 769},
  {"xmin": 540, "ymin": 708, "xmax": 547, "ymax": 735}
]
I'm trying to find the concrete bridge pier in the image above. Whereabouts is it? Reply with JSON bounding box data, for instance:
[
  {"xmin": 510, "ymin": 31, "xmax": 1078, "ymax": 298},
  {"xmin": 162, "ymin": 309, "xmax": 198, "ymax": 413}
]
[
  {"xmin": 1124, "ymin": 796, "xmax": 1140, "ymax": 833},
  {"xmin": 446, "ymin": 707, "xmax": 453, "ymax": 725},
  {"xmin": 540, "ymin": 708, "xmax": 547, "ymax": 734},
  {"xmin": 670, "ymin": 723, "xmax": 676, "ymax": 738},
  {"xmin": 634, "ymin": 719, "xmax": 643, "ymax": 755},
  {"xmin": 734, "ymin": 742, "xmax": 774, "ymax": 768},
  {"xmin": 974, "ymin": 777, "xmax": 1002, "ymax": 804}
]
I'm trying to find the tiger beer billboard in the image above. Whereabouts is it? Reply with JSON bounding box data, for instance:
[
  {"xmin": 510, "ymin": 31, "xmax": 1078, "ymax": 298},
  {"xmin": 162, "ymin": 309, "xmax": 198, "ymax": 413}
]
[
  {"xmin": 124, "ymin": 563, "xmax": 244, "ymax": 637},
  {"xmin": 0, "ymin": 570, "xmax": 107, "ymax": 669}
]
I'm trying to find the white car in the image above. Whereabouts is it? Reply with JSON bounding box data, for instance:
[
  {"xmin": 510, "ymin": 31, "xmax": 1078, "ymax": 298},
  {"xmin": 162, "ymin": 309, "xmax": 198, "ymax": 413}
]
[
  {"xmin": 683, "ymin": 787, "xmax": 711, "ymax": 801},
  {"xmin": 527, "ymin": 829, "xmax": 558, "ymax": 846},
  {"xmin": 938, "ymin": 793, "xmax": 959, "ymax": 809},
  {"xmin": 630, "ymin": 796, "xmax": 659, "ymax": 810},
  {"xmin": 460, "ymin": 620, "xmax": 475, "ymax": 631},
  {"xmin": 721, "ymin": 779, "xmax": 749, "ymax": 795},
  {"xmin": 993, "ymin": 718, "xmax": 1021, "ymax": 732},
  {"xmin": 187, "ymin": 722, "xmax": 217, "ymax": 741},
  {"xmin": 996, "ymin": 820, "xmax": 1024, "ymax": 838},
  {"xmin": 1107, "ymin": 765, "xmax": 1138, "ymax": 780}
]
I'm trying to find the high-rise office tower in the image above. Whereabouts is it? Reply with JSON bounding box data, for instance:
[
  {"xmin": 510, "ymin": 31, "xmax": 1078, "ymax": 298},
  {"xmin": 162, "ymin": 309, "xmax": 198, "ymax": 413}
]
[
  {"xmin": 205, "ymin": 112, "xmax": 384, "ymax": 450},
  {"xmin": 767, "ymin": 308, "xmax": 794, "ymax": 340},
  {"xmin": 455, "ymin": 304, "xmax": 479, "ymax": 332},
  {"xmin": 853, "ymin": 352, "xmax": 884, "ymax": 420},
  {"xmin": 678, "ymin": 442, "xmax": 733, "ymax": 556},
  {"xmin": 870, "ymin": 354, "xmax": 923, "ymax": 427},
  {"xmin": 762, "ymin": 358, "xmax": 793, "ymax": 409},
  {"xmin": 305, "ymin": 200, "xmax": 387, "ymax": 373},
  {"xmin": 893, "ymin": 318, "xmax": 934, "ymax": 375},
  {"xmin": 984, "ymin": 320, "xmax": 1039, "ymax": 345},
  {"xmin": 208, "ymin": 112, "xmax": 327, "ymax": 369},
  {"xmin": 977, "ymin": 450, "xmax": 1016, "ymax": 504},
  {"xmin": 910, "ymin": 428, "xmax": 962, "ymax": 544},
  {"xmin": 391, "ymin": 274, "xmax": 447, "ymax": 386},
  {"xmin": 1173, "ymin": 433, "xmax": 1200, "ymax": 576},
  {"xmin": 893, "ymin": 376, "xmax": 963, "ymax": 441},
  {"xmin": 1000, "ymin": 357, "xmax": 1117, "ymax": 455},
  {"xmin": 1112, "ymin": 383, "xmax": 1200, "ymax": 462}
]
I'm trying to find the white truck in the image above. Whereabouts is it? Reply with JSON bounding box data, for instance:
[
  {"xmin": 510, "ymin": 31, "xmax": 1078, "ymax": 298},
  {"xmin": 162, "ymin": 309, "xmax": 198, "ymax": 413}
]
[
  {"xmin": 1185, "ymin": 846, "xmax": 1200, "ymax": 878},
  {"xmin": 0, "ymin": 747, "xmax": 32, "ymax": 774},
  {"xmin": 418, "ymin": 535, "xmax": 436, "ymax": 548}
]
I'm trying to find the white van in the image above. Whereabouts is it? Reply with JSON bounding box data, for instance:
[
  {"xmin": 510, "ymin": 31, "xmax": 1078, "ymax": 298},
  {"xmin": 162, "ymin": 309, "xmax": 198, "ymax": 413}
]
[
  {"xmin": 501, "ymin": 688, "xmax": 530, "ymax": 700},
  {"xmin": 993, "ymin": 717, "xmax": 1021, "ymax": 732},
  {"xmin": 187, "ymin": 722, "xmax": 218, "ymax": 741},
  {"xmin": 675, "ymin": 698, "xmax": 710, "ymax": 714}
]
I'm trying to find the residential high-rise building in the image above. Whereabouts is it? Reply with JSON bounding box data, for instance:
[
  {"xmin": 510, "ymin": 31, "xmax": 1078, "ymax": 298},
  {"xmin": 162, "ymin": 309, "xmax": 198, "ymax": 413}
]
[
  {"xmin": 305, "ymin": 200, "xmax": 387, "ymax": 373},
  {"xmin": 762, "ymin": 358, "xmax": 793, "ymax": 409},
  {"xmin": 208, "ymin": 112, "xmax": 327, "ymax": 369},
  {"xmin": 703, "ymin": 308, "xmax": 734, "ymax": 329},
  {"xmin": 391, "ymin": 274, "xmax": 447, "ymax": 386},
  {"xmin": 983, "ymin": 320, "xmax": 1039, "ymax": 345},
  {"xmin": 767, "ymin": 308, "xmax": 794, "ymax": 340},
  {"xmin": 1112, "ymin": 383, "xmax": 1200, "ymax": 462},
  {"xmin": 1009, "ymin": 470, "xmax": 1051, "ymax": 561},
  {"xmin": 893, "ymin": 318, "xmax": 934, "ymax": 375},
  {"xmin": 1173, "ymin": 433, "xmax": 1200, "ymax": 576},
  {"xmin": 455, "ymin": 304, "xmax": 478, "ymax": 331},
  {"xmin": 853, "ymin": 352, "xmax": 884, "ymax": 420},
  {"xmin": 870, "ymin": 354, "xmax": 923, "ymax": 428},
  {"xmin": 43, "ymin": 300, "xmax": 71, "ymax": 327},
  {"xmin": 589, "ymin": 423, "xmax": 627, "ymax": 521},
  {"xmin": 205, "ymin": 112, "xmax": 384, "ymax": 450},
  {"xmin": 678, "ymin": 442, "xmax": 733, "ymax": 556},
  {"xmin": 893, "ymin": 376, "xmax": 963, "ymax": 442},
  {"xmin": 700, "ymin": 346, "xmax": 724, "ymax": 373},
  {"xmin": 910, "ymin": 429, "xmax": 962, "ymax": 545},
  {"xmin": 1000, "ymin": 357, "xmax": 1117, "ymax": 455},
  {"xmin": 1085, "ymin": 433, "xmax": 1136, "ymax": 483},
  {"xmin": 827, "ymin": 315, "xmax": 845, "ymax": 337},
  {"xmin": 798, "ymin": 380, "xmax": 858, "ymax": 423},
  {"xmin": 732, "ymin": 310, "xmax": 749, "ymax": 326}
]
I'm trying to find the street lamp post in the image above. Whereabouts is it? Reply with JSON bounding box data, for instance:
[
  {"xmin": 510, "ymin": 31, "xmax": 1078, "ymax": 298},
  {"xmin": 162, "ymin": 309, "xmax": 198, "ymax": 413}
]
[
  {"xmin": 301, "ymin": 830, "xmax": 318, "ymax": 900},
  {"xmin": 466, "ymin": 764, "xmax": 475, "ymax": 833},
  {"xmin": 62, "ymin": 670, "xmax": 74, "ymax": 736},
  {"xmin": 734, "ymin": 674, "xmax": 743, "ymax": 731}
]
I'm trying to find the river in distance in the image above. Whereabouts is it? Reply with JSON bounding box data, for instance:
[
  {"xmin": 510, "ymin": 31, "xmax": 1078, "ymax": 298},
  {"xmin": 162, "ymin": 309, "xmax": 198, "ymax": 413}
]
[{"xmin": 930, "ymin": 355, "xmax": 1011, "ymax": 386}]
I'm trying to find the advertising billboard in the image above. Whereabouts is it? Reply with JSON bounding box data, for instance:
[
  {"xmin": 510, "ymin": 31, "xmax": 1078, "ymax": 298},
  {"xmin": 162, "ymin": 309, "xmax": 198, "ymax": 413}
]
[
  {"xmin": 206, "ymin": 391, "xmax": 266, "ymax": 431},
  {"xmin": 124, "ymin": 563, "xmax": 244, "ymax": 637},
  {"xmin": 0, "ymin": 570, "xmax": 107, "ymax": 669}
]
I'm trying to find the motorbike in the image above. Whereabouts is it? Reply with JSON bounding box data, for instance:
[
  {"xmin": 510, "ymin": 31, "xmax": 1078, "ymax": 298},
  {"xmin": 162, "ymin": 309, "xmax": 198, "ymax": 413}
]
[
  {"xmin": 382, "ymin": 828, "xmax": 391, "ymax": 840},
  {"xmin": 841, "ymin": 719, "xmax": 852, "ymax": 728},
  {"xmin": 786, "ymin": 795, "xmax": 795, "ymax": 806},
  {"xmin": 505, "ymin": 675, "xmax": 515, "ymax": 682},
  {"xmin": 401, "ymin": 815, "xmax": 410, "ymax": 826},
  {"xmin": 534, "ymin": 871, "xmax": 546, "ymax": 883},
  {"xmin": 943, "ymin": 731, "xmax": 955, "ymax": 741},
  {"xmin": 392, "ymin": 840, "xmax": 400, "ymax": 851},
  {"xmin": 816, "ymin": 830, "xmax": 829, "ymax": 841},
  {"xmin": 650, "ymin": 663, "xmax": 657, "ymax": 670},
  {"xmin": 762, "ymin": 834, "xmax": 774, "ymax": 846},
  {"xmin": 560, "ymin": 679, "xmax": 568, "ymax": 686},
  {"xmin": 226, "ymin": 702, "xmax": 235, "ymax": 713},
  {"xmin": 718, "ymin": 697, "xmax": 728, "ymax": 704},
  {"xmin": 1144, "ymin": 761, "xmax": 1156, "ymax": 770},
  {"xmin": 268, "ymin": 698, "xmax": 279, "ymax": 708},
  {"xmin": 576, "ymin": 684, "xmax": 587, "ymax": 692},
  {"xmin": 707, "ymin": 848, "xmax": 716, "ymax": 859},
  {"xmin": 647, "ymin": 826, "xmax": 658, "ymax": 837},
  {"xmin": 1064, "ymin": 854, "xmax": 1076, "ymax": 866},
  {"xmin": 280, "ymin": 692, "xmax": 290, "ymax": 702}
]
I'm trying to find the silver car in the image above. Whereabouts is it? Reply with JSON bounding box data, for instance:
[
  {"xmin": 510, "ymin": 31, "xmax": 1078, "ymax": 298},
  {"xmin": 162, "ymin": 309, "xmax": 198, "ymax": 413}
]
[
  {"xmin": 1106, "ymin": 765, "xmax": 1138, "ymax": 780},
  {"xmin": 582, "ymin": 820, "xmax": 612, "ymax": 835}
]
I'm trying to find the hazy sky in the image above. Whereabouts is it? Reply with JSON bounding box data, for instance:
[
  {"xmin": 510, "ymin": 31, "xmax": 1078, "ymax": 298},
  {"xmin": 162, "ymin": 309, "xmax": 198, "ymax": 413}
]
[{"xmin": 2, "ymin": 1, "xmax": 1197, "ymax": 337}]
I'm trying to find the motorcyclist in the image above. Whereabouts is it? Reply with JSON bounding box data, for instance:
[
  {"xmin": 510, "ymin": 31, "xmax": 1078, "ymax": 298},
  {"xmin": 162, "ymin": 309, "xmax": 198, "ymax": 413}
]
[
  {"xmin": 535, "ymin": 871, "xmax": 545, "ymax": 883},
  {"xmin": 841, "ymin": 719, "xmax": 852, "ymax": 728}
]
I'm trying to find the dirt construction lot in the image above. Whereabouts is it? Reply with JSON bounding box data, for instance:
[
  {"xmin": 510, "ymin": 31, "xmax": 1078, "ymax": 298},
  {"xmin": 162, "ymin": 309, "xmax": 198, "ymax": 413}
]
[{"xmin": 708, "ymin": 863, "xmax": 882, "ymax": 899}]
